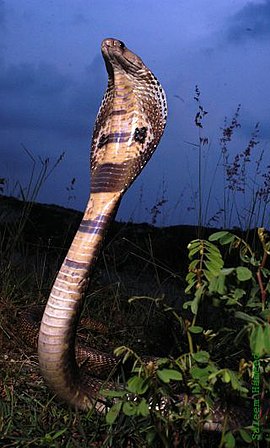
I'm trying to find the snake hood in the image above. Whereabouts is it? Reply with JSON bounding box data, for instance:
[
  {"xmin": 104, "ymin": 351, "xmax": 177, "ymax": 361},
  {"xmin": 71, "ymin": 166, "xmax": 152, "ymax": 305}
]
[{"xmin": 91, "ymin": 38, "xmax": 168, "ymax": 194}]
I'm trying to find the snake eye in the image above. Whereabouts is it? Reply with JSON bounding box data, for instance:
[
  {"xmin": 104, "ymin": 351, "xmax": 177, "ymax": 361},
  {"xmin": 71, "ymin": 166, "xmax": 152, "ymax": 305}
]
[{"xmin": 118, "ymin": 40, "xmax": 125, "ymax": 49}]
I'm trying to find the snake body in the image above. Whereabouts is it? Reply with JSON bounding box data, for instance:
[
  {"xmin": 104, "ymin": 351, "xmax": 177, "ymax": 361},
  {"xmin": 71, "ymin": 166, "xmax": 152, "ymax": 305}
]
[
  {"xmin": 38, "ymin": 38, "xmax": 167, "ymax": 411},
  {"xmin": 34, "ymin": 39, "xmax": 251, "ymax": 431}
]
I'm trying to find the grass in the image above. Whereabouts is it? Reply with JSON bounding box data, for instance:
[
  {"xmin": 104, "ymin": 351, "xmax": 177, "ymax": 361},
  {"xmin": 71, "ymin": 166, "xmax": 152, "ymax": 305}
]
[{"xmin": 184, "ymin": 87, "xmax": 270, "ymax": 231}]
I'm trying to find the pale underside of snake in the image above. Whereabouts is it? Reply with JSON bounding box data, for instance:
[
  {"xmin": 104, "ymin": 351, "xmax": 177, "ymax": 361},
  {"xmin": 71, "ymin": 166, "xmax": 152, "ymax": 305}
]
[{"xmin": 27, "ymin": 38, "xmax": 250, "ymax": 432}]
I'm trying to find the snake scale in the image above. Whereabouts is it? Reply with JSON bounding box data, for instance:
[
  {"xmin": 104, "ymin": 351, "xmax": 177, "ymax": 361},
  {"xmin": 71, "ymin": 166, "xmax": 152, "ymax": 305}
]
[{"xmin": 21, "ymin": 38, "xmax": 250, "ymax": 431}]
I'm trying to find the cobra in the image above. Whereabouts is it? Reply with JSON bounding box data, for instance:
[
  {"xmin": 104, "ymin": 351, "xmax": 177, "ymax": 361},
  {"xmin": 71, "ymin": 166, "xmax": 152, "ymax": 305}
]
[
  {"xmin": 35, "ymin": 39, "xmax": 251, "ymax": 431},
  {"xmin": 38, "ymin": 38, "xmax": 168, "ymax": 410}
]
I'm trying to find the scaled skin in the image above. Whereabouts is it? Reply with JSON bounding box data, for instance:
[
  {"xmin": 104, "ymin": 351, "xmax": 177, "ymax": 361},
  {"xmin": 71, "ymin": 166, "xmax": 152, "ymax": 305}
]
[{"xmin": 38, "ymin": 38, "xmax": 167, "ymax": 410}]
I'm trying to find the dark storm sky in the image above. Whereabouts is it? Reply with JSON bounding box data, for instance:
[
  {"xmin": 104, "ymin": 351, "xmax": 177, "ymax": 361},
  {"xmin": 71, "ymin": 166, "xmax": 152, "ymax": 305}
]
[{"xmin": 0, "ymin": 0, "xmax": 270, "ymax": 227}]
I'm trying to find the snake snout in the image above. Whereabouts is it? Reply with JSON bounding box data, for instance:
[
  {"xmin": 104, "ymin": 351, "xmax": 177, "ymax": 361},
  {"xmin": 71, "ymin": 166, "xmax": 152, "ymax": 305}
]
[{"xmin": 102, "ymin": 38, "xmax": 125, "ymax": 51}]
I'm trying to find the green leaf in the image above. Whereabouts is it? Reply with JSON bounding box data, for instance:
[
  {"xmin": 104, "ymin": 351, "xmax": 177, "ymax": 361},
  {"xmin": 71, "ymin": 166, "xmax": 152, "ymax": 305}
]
[
  {"xmin": 239, "ymin": 429, "xmax": 252, "ymax": 443},
  {"xmin": 228, "ymin": 370, "xmax": 248, "ymax": 392},
  {"xmin": 190, "ymin": 286, "xmax": 204, "ymax": 314},
  {"xmin": 216, "ymin": 275, "xmax": 227, "ymax": 294},
  {"xmin": 223, "ymin": 370, "xmax": 231, "ymax": 383},
  {"xmin": 187, "ymin": 240, "xmax": 201, "ymax": 249},
  {"xmin": 235, "ymin": 311, "xmax": 259, "ymax": 324},
  {"xmin": 188, "ymin": 246, "xmax": 201, "ymax": 258},
  {"xmin": 250, "ymin": 325, "xmax": 265, "ymax": 357},
  {"xmin": 156, "ymin": 357, "xmax": 170, "ymax": 367},
  {"xmin": 157, "ymin": 368, "xmax": 182, "ymax": 383},
  {"xmin": 221, "ymin": 268, "xmax": 235, "ymax": 276},
  {"xmin": 101, "ymin": 389, "xmax": 126, "ymax": 398},
  {"xmin": 209, "ymin": 274, "xmax": 227, "ymax": 294},
  {"xmin": 123, "ymin": 401, "xmax": 137, "ymax": 416},
  {"xmin": 185, "ymin": 283, "xmax": 195, "ymax": 294},
  {"xmin": 233, "ymin": 288, "xmax": 246, "ymax": 300},
  {"xmin": 192, "ymin": 351, "xmax": 210, "ymax": 363},
  {"xmin": 204, "ymin": 240, "xmax": 223, "ymax": 252},
  {"xmin": 191, "ymin": 299, "xmax": 199, "ymax": 315},
  {"xmin": 204, "ymin": 269, "xmax": 216, "ymax": 283},
  {"xmin": 186, "ymin": 272, "xmax": 196, "ymax": 284},
  {"xmin": 137, "ymin": 398, "xmax": 150, "ymax": 416},
  {"xmin": 187, "ymin": 240, "xmax": 201, "ymax": 258},
  {"xmin": 205, "ymin": 261, "xmax": 222, "ymax": 275},
  {"xmin": 264, "ymin": 324, "xmax": 270, "ymax": 354},
  {"xmin": 209, "ymin": 231, "xmax": 229, "ymax": 241},
  {"xmin": 189, "ymin": 259, "xmax": 200, "ymax": 270},
  {"xmin": 127, "ymin": 376, "xmax": 149, "ymax": 394},
  {"xmin": 236, "ymin": 267, "xmax": 252, "ymax": 281},
  {"xmin": 225, "ymin": 297, "xmax": 239, "ymax": 306},
  {"xmin": 219, "ymin": 233, "xmax": 237, "ymax": 245},
  {"xmin": 106, "ymin": 401, "xmax": 122, "ymax": 425},
  {"xmin": 188, "ymin": 326, "xmax": 203, "ymax": 334},
  {"xmin": 205, "ymin": 254, "xmax": 224, "ymax": 266},
  {"xmin": 190, "ymin": 366, "xmax": 213, "ymax": 380},
  {"xmin": 224, "ymin": 431, "xmax": 235, "ymax": 448}
]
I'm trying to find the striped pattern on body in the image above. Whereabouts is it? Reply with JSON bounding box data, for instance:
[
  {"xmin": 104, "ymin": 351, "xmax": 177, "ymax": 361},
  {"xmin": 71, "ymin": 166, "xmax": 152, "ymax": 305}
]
[{"xmin": 38, "ymin": 38, "xmax": 167, "ymax": 410}]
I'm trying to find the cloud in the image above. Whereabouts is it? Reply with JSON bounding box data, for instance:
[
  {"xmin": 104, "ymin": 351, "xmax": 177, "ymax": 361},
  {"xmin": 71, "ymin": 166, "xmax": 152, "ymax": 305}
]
[
  {"xmin": 0, "ymin": 62, "xmax": 70, "ymax": 95},
  {"xmin": 0, "ymin": 62, "xmax": 72, "ymax": 133},
  {"xmin": 0, "ymin": 56, "xmax": 105, "ymax": 137},
  {"xmin": 227, "ymin": 0, "xmax": 270, "ymax": 42}
]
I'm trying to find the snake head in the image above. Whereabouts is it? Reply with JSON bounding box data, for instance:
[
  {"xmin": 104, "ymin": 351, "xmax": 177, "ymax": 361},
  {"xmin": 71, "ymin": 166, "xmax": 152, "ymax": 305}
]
[{"xmin": 101, "ymin": 38, "xmax": 145, "ymax": 77}]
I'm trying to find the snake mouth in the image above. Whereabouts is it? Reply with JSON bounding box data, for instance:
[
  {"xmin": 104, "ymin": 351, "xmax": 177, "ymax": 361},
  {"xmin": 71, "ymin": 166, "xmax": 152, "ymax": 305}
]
[{"xmin": 101, "ymin": 38, "xmax": 144, "ymax": 76}]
